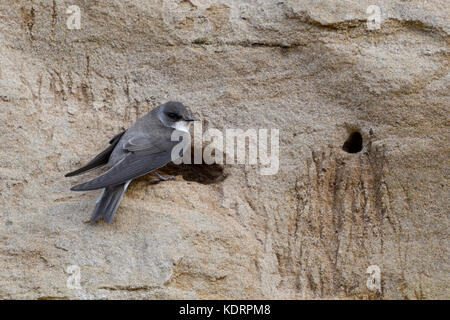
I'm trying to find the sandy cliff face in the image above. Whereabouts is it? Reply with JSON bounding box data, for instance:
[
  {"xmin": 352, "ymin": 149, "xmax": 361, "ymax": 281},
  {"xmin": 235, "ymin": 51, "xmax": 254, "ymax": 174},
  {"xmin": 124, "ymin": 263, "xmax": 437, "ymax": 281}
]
[{"xmin": 0, "ymin": 0, "xmax": 448, "ymax": 299}]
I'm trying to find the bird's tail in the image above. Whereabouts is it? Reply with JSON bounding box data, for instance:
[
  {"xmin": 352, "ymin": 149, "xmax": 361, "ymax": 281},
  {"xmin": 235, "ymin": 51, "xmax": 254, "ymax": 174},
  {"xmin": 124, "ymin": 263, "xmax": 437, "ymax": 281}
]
[{"xmin": 91, "ymin": 181, "xmax": 130, "ymax": 223}]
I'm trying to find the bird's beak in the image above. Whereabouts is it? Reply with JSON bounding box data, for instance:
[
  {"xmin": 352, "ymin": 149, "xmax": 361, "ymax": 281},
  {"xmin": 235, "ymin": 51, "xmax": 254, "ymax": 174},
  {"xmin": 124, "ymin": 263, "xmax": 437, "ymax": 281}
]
[{"xmin": 185, "ymin": 117, "xmax": 195, "ymax": 122}]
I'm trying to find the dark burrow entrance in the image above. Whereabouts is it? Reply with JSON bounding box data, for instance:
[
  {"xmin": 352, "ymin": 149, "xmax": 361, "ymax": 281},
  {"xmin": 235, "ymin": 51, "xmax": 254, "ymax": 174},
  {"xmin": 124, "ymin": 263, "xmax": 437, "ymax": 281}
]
[
  {"xmin": 154, "ymin": 146, "xmax": 227, "ymax": 185},
  {"xmin": 160, "ymin": 161, "xmax": 227, "ymax": 185},
  {"xmin": 342, "ymin": 131, "xmax": 363, "ymax": 153}
]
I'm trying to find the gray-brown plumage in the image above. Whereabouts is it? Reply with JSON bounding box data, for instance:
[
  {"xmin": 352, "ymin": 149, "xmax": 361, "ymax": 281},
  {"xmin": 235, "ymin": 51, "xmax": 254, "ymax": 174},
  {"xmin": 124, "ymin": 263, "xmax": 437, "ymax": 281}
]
[{"xmin": 65, "ymin": 101, "xmax": 194, "ymax": 223}]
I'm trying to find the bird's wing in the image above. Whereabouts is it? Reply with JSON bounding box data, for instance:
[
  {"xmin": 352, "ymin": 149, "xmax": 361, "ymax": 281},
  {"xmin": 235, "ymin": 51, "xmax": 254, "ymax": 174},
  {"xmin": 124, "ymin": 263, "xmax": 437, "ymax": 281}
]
[
  {"xmin": 123, "ymin": 136, "xmax": 163, "ymax": 152},
  {"xmin": 65, "ymin": 131, "xmax": 126, "ymax": 177},
  {"xmin": 71, "ymin": 135, "xmax": 175, "ymax": 191}
]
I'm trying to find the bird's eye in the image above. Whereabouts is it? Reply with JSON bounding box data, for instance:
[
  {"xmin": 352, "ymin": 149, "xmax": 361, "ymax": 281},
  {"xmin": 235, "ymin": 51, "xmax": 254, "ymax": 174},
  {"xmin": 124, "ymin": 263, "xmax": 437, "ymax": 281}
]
[{"xmin": 168, "ymin": 112, "xmax": 179, "ymax": 119}]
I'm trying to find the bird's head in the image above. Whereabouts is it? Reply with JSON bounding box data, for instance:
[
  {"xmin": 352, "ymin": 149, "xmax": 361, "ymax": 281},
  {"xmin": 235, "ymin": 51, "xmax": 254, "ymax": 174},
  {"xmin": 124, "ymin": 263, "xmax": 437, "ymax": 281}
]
[{"xmin": 157, "ymin": 101, "xmax": 194, "ymax": 132}]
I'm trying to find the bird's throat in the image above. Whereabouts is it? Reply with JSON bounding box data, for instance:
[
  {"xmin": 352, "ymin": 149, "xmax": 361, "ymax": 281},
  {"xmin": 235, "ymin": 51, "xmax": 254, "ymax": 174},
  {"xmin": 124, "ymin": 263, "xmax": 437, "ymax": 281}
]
[{"xmin": 171, "ymin": 121, "xmax": 191, "ymax": 133}]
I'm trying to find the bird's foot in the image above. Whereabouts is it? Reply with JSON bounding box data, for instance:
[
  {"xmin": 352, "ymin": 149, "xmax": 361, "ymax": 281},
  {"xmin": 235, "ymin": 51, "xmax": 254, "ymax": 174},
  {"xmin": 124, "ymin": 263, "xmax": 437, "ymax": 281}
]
[{"xmin": 148, "ymin": 171, "xmax": 175, "ymax": 184}]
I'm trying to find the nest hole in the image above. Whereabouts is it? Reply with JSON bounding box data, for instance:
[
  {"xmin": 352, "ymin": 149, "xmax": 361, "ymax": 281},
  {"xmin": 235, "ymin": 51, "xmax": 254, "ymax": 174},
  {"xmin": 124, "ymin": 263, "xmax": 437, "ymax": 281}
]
[
  {"xmin": 161, "ymin": 162, "xmax": 227, "ymax": 185},
  {"xmin": 342, "ymin": 131, "xmax": 363, "ymax": 153},
  {"xmin": 157, "ymin": 145, "xmax": 227, "ymax": 185}
]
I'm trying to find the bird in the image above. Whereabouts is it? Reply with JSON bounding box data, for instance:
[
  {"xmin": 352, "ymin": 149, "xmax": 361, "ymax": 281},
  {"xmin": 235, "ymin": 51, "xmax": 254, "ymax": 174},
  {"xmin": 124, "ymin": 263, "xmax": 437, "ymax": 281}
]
[{"xmin": 65, "ymin": 101, "xmax": 194, "ymax": 223}]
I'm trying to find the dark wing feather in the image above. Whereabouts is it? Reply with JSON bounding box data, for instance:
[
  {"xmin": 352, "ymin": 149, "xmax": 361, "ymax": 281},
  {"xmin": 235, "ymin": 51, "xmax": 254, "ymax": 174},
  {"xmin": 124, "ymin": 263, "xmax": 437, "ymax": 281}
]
[
  {"xmin": 65, "ymin": 131, "xmax": 125, "ymax": 177},
  {"xmin": 70, "ymin": 149, "xmax": 172, "ymax": 191}
]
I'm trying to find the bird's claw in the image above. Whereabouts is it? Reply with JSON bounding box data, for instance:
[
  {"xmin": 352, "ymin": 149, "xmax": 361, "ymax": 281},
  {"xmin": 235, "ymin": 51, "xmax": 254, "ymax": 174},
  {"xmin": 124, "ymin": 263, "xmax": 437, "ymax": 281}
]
[{"xmin": 148, "ymin": 171, "xmax": 175, "ymax": 184}]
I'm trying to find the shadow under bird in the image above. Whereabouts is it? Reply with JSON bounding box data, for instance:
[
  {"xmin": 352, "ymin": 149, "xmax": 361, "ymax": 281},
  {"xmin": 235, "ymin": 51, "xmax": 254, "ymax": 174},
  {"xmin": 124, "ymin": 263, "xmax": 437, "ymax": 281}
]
[{"xmin": 65, "ymin": 101, "xmax": 194, "ymax": 223}]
